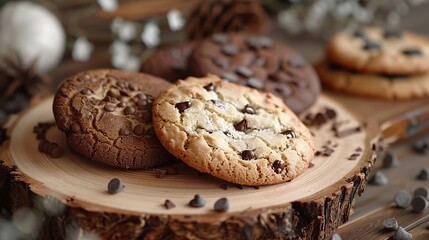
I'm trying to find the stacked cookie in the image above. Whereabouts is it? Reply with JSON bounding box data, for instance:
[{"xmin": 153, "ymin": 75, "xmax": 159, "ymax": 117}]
[
  {"xmin": 141, "ymin": 33, "xmax": 321, "ymax": 114},
  {"xmin": 317, "ymin": 27, "xmax": 429, "ymax": 99}
]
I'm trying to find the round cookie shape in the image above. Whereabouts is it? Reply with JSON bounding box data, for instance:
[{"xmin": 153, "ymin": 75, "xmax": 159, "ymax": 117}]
[
  {"xmin": 53, "ymin": 69, "xmax": 176, "ymax": 169},
  {"xmin": 316, "ymin": 61, "xmax": 429, "ymax": 100},
  {"xmin": 152, "ymin": 75, "xmax": 315, "ymax": 186},
  {"xmin": 187, "ymin": 33, "xmax": 320, "ymax": 114},
  {"xmin": 326, "ymin": 27, "xmax": 429, "ymax": 75},
  {"xmin": 141, "ymin": 42, "xmax": 194, "ymax": 82}
]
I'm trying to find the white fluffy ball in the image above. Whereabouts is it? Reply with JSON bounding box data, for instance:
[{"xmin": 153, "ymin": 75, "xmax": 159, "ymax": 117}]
[{"xmin": 0, "ymin": 1, "xmax": 66, "ymax": 74}]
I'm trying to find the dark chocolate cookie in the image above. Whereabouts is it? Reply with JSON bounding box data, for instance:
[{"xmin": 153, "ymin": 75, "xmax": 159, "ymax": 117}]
[
  {"xmin": 141, "ymin": 42, "xmax": 194, "ymax": 82},
  {"xmin": 53, "ymin": 69, "xmax": 176, "ymax": 169},
  {"xmin": 188, "ymin": 33, "xmax": 320, "ymax": 114}
]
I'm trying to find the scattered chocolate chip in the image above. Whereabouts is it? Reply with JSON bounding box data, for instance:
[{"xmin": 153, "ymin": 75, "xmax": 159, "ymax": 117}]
[
  {"xmin": 107, "ymin": 178, "xmax": 125, "ymax": 194},
  {"xmin": 241, "ymin": 150, "xmax": 256, "ymax": 160},
  {"xmin": 382, "ymin": 151, "xmax": 399, "ymax": 169},
  {"xmin": 236, "ymin": 66, "xmax": 253, "ymax": 78},
  {"xmin": 287, "ymin": 57, "xmax": 306, "ymax": 68},
  {"xmin": 136, "ymin": 100, "xmax": 148, "ymax": 107},
  {"xmin": 104, "ymin": 104, "xmax": 116, "ymax": 112},
  {"xmin": 394, "ymin": 190, "xmax": 411, "ymax": 208},
  {"xmin": 119, "ymin": 127, "xmax": 130, "ymax": 136},
  {"xmin": 413, "ymin": 187, "xmax": 428, "ymax": 198},
  {"xmin": 129, "ymin": 83, "xmax": 139, "ymax": 91},
  {"xmin": 136, "ymin": 93, "xmax": 147, "ymax": 100},
  {"xmin": 164, "ymin": 199, "xmax": 176, "ymax": 209},
  {"xmin": 384, "ymin": 30, "xmax": 402, "ymax": 39},
  {"xmin": 402, "ymin": 48, "xmax": 422, "ymax": 56},
  {"xmin": 242, "ymin": 104, "xmax": 256, "ymax": 114},
  {"xmin": 154, "ymin": 169, "xmax": 167, "ymax": 178},
  {"xmin": 222, "ymin": 72, "xmax": 238, "ymax": 82},
  {"xmin": 246, "ymin": 78, "xmax": 264, "ymax": 89},
  {"xmin": 50, "ymin": 144, "xmax": 64, "ymax": 158},
  {"xmin": 175, "ymin": 101, "xmax": 191, "ymax": 113},
  {"xmin": 214, "ymin": 197, "xmax": 229, "ymax": 213},
  {"xmin": 331, "ymin": 233, "xmax": 341, "ymax": 240},
  {"xmin": 325, "ymin": 108, "xmax": 337, "ymax": 119},
  {"xmin": 393, "ymin": 227, "xmax": 412, "ymax": 240},
  {"xmin": 411, "ymin": 196, "xmax": 428, "ymax": 213},
  {"xmin": 107, "ymin": 90, "xmax": 119, "ymax": 98},
  {"xmin": 189, "ymin": 194, "xmax": 206, "ymax": 208},
  {"xmin": 117, "ymin": 102, "xmax": 126, "ymax": 108},
  {"xmin": 416, "ymin": 168, "xmax": 429, "ymax": 181},
  {"xmin": 80, "ymin": 88, "xmax": 92, "ymax": 95},
  {"xmin": 211, "ymin": 33, "xmax": 228, "ymax": 44},
  {"xmin": 335, "ymin": 126, "xmax": 362, "ymax": 138},
  {"xmin": 133, "ymin": 125, "xmax": 145, "ymax": 136},
  {"xmin": 219, "ymin": 183, "xmax": 228, "ymax": 190},
  {"xmin": 253, "ymin": 57, "xmax": 266, "ymax": 67},
  {"xmin": 347, "ymin": 153, "xmax": 360, "ymax": 160},
  {"xmin": 221, "ymin": 44, "xmax": 239, "ymax": 56},
  {"xmin": 234, "ymin": 120, "xmax": 247, "ymax": 132},
  {"xmin": 363, "ymin": 40, "xmax": 381, "ymax": 51},
  {"xmin": 213, "ymin": 58, "xmax": 229, "ymax": 69},
  {"xmin": 38, "ymin": 140, "xmax": 50, "ymax": 153},
  {"xmin": 412, "ymin": 141, "xmax": 429, "ymax": 154},
  {"xmin": 272, "ymin": 160, "xmax": 284, "ymax": 174},
  {"xmin": 383, "ymin": 218, "xmax": 398, "ymax": 231},
  {"xmin": 314, "ymin": 112, "xmax": 329, "ymax": 126},
  {"xmin": 124, "ymin": 106, "xmax": 135, "ymax": 115},
  {"xmin": 368, "ymin": 171, "xmax": 388, "ymax": 186},
  {"xmin": 282, "ymin": 130, "xmax": 296, "ymax": 139}
]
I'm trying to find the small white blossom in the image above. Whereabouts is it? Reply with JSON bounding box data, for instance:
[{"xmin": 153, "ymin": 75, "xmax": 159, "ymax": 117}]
[
  {"xmin": 167, "ymin": 9, "xmax": 185, "ymax": 31},
  {"xmin": 72, "ymin": 37, "xmax": 94, "ymax": 62},
  {"xmin": 141, "ymin": 22, "xmax": 160, "ymax": 48},
  {"xmin": 97, "ymin": 0, "xmax": 118, "ymax": 12}
]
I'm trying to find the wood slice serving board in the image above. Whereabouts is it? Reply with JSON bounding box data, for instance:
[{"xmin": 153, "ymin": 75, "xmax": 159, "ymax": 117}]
[{"xmin": 0, "ymin": 94, "xmax": 378, "ymax": 240}]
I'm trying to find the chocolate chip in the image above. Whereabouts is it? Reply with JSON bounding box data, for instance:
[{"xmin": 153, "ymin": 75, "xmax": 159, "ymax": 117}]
[
  {"xmin": 287, "ymin": 57, "xmax": 306, "ymax": 68},
  {"xmin": 164, "ymin": 199, "xmax": 176, "ymax": 209},
  {"xmin": 137, "ymin": 100, "xmax": 148, "ymax": 107},
  {"xmin": 70, "ymin": 123, "xmax": 81, "ymax": 133},
  {"xmin": 204, "ymin": 83, "xmax": 215, "ymax": 91},
  {"xmin": 129, "ymin": 83, "xmax": 139, "ymax": 91},
  {"xmin": 282, "ymin": 130, "xmax": 296, "ymax": 139},
  {"xmin": 253, "ymin": 57, "xmax": 266, "ymax": 67},
  {"xmin": 384, "ymin": 30, "xmax": 402, "ymax": 39},
  {"xmin": 368, "ymin": 171, "xmax": 388, "ymax": 185},
  {"xmin": 175, "ymin": 101, "xmax": 191, "ymax": 113},
  {"xmin": 214, "ymin": 197, "xmax": 229, "ymax": 213},
  {"xmin": 104, "ymin": 104, "xmax": 116, "ymax": 112},
  {"xmin": 211, "ymin": 33, "xmax": 228, "ymax": 44},
  {"xmin": 402, "ymin": 48, "xmax": 423, "ymax": 56},
  {"xmin": 331, "ymin": 233, "xmax": 341, "ymax": 240},
  {"xmin": 133, "ymin": 125, "xmax": 145, "ymax": 136},
  {"xmin": 107, "ymin": 90, "xmax": 119, "ymax": 98},
  {"xmin": 246, "ymin": 37, "xmax": 272, "ymax": 49},
  {"xmin": 38, "ymin": 140, "xmax": 50, "ymax": 153},
  {"xmin": 117, "ymin": 102, "xmax": 127, "ymax": 108},
  {"xmin": 124, "ymin": 106, "xmax": 135, "ymax": 115},
  {"xmin": 394, "ymin": 190, "xmax": 411, "ymax": 208},
  {"xmin": 80, "ymin": 88, "xmax": 92, "ymax": 95},
  {"xmin": 272, "ymin": 160, "xmax": 284, "ymax": 174},
  {"xmin": 234, "ymin": 120, "xmax": 247, "ymax": 132},
  {"xmin": 382, "ymin": 151, "xmax": 399, "ymax": 169},
  {"xmin": 189, "ymin": 194, "xmax": 206, "ymax": 208},
  {"xmin": 416, "ymin": 168, "xmax": 429, "ymax": 181},
  {"xmin": 411, "ymin": 196, "xmax": 428, "ymax": 213},
  {"xmin": 241, "ymin": 150, "xmax": 255, "ymax": 160},
  {"xmin": 236, "ymin": 66, "xmax": 253, "ymax": 78},
  {"xmin": 119, "ymin": 127, "xmax": 130, "ymax": 136},
  {"xmin": 362, "ymin": 40, "xmax": 381, "ymax": 51},
  {"xmin": 383, "ymin": 218, "xmax": 398, "ymax": 231},
  {"xmin": 393, "ymin": 227, "xmax": 412, "ymax": 240},
  {"xmin": 50, "ymin": 144, "xmax": 64, "ymax": 158},
  {"xmin": 325, "ymin": 108, "xmax": 337, "ymax": 119},
  {"xmin": 221, "ymin": 44, "xmax": 239, "ymax": 56},
  {"xmin": 136, "ymin": 93, "xmax": 147, "ymax": 100},
  {"xmin": 412, "ymin": 141, "xmax": 429, "ymax": 154},
  {"xmin": 222, "ymin": 72, "xmax": 239, "ymax": 82},
  {"xmin": 413, "ymin": 187, "xmax": 428, "ymax": 198},
  {"xmin": 213, "ymin": 58, "xmax": 229, "ymax": 68},
  {"xmin": 242, "ymin": 104, "xmax": 256, "ymax": 114},
  {"xmin": 335, "ymin": 126, "xmax": 362, "ymax": 138},
  {"xmin": 107, "ymin": 178, "xmax": 125, "ymax": 194},
  {"xmin": 246, "ymin": 78, "xmax": 264, "ymax": 89}
]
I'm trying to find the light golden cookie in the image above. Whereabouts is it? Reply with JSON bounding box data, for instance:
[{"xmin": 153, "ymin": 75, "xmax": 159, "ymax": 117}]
[
  {"xmin": 316, "ymin": 61, "xmax": 429, "ymax": 100},
  {"xmin": 152, "ymin": 75, "xmax": 314, "ymax": 186},
  {"xmin": 326, "ymin": 27, "xmax": 429, "ymax": 75}
]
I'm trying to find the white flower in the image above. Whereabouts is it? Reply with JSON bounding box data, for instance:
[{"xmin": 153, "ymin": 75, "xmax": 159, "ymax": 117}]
[
  {"xmin": 141, "ymin": 22, "xmax": 160, "ymax": 48},
  {"xmin": 111, "ymin": 18, "xmax": 136, "ymax": 41},
  {"xmin": 167, "ymin": 9, "xmax": 185, "ymax": 31},
  {"xmin": 97, "ymin": 0, "xmax": 118, "ymax": 12},
  {"xmin": 72, "ymin": 37, "xmax": 94, "ymax": 62}
]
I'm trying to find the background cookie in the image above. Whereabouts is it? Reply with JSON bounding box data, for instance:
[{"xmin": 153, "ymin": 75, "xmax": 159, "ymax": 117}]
[
  {"xmin": 141, "ymin": 42, "xmax": 194, "ymax": 82},
  {"xmin": 316, "ymin": 61, "xmax": 429, "ymax": 99},
  {"xmin": 326, "ymin": 27, "xmax": 429, "ymax": 75},
  {"xmin": 53, "ymin": 69, "xmax": 176, "ymax": 169},
  {"xmin": 188, "ymin": 33, "xmax": 320, "ymax": 114},
  {"xmin": 152, "ymin": 75, "xmax": 314, "ymax": 186}
]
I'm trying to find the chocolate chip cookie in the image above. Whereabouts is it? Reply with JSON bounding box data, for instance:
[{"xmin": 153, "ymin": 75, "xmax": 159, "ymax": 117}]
[
  {"xmin": 141, "ymin": 42, "xmax": 194, "ymax": 82},
  {"xmin": 188, "ymin": 33, "xmax": 320, "ymax": 114},
  {"xmin": 326, "ymin": 27, "xmax": 429, "ymax": 75},
  {"xmin": 152, "ymin": 75, "xmax": 314, "ymax": 186},
  {"xmin": 316, "ymin": 61, "xmax": 429, "ymax": 99},
  {"xmin": 53, "ymin": 69, "xmax": 176, "ymax": 169}
]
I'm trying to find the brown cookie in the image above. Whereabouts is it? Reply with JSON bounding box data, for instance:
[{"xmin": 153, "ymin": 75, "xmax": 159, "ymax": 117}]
[
  {"xmin": 53, "ymin": 69, "xmax": 176, "ymax": 169},
  {"xmin": 141, "ymin": 42, "xmax": 194, "ymax": 82},
  {"xmin": 188, "ymin": 33, "xmax": 320, "ymax": 114}
]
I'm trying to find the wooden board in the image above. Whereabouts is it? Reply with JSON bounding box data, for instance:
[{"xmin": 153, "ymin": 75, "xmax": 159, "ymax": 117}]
[{"xmin": 0, "ymin": 94, "xmax": 377, "ymax": 239}]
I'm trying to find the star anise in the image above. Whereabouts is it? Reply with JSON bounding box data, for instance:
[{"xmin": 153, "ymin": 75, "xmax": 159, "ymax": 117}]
[{"xmin": 0, "ymin": 52, "xmax": 53, "ymax": 107}]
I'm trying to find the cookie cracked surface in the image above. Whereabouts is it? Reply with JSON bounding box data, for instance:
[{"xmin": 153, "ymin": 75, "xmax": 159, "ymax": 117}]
[
  {"xmin": 152, "ymin": 75, "xmax": 314, "ymax": 186},
  {"xmin": 53, "ymin": 69, "xmax": 176, "ymax": 169}
]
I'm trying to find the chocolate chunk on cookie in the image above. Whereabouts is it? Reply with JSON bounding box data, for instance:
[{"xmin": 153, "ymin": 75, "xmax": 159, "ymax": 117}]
[
  {"xmin": 141, "ymin": 42, "xmax": 194, "ymax": 82},
  {"xmin": 53, "ymin": 69, "xmax": 176, "ymax": 169},
  {"xmin": 188, "ymin": 33, "xmax": 320, "ymax": 114},
  {"xmin": 326, "ymin": 27, "xmax": 429, "ymax": 75},
  {"xmin": 152, "ymin": 75, "xmax": 314, "ymax": 186}
]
